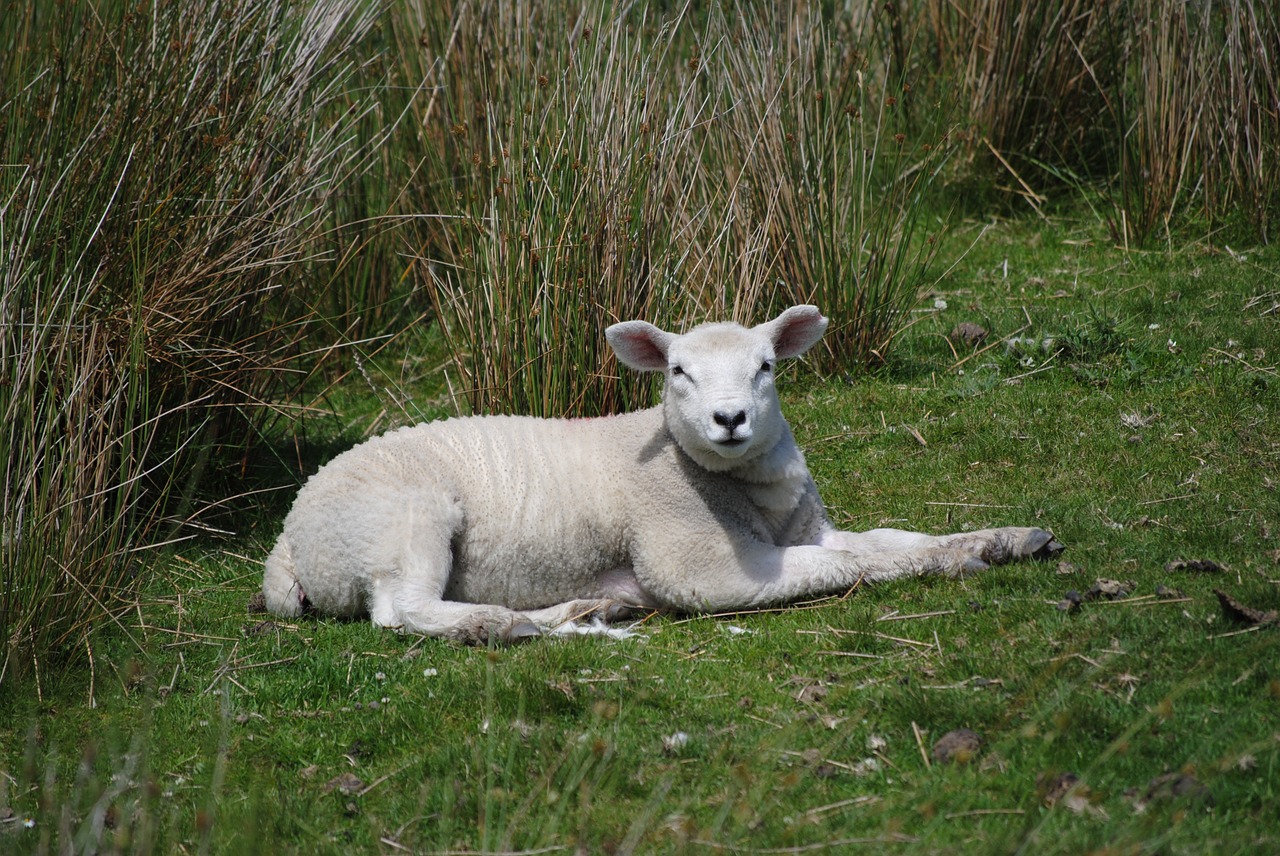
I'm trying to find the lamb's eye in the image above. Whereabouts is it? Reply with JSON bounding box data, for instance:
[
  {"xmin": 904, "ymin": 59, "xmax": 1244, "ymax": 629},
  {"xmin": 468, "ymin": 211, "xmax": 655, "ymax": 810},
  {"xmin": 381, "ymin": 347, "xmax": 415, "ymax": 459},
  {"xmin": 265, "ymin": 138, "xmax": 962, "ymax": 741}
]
[
  {"xmin": 760, "ymin": 361, "xmax": 773, "ymax": 373},
  {"xmin": 671, "ymin": 365, "xmax": 684, "ymax": 376}
]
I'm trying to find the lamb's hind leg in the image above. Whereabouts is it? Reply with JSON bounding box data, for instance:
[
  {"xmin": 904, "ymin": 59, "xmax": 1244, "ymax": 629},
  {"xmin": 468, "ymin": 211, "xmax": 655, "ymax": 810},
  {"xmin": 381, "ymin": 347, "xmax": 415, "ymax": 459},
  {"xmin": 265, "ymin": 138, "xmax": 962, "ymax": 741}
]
[
  {"xmin": 368, "ymin": 491, "xmax": 541, "ymax": 645},
  {"xmin": 389, "ymin": 598, "xmax": 542, "ymax": 645}
]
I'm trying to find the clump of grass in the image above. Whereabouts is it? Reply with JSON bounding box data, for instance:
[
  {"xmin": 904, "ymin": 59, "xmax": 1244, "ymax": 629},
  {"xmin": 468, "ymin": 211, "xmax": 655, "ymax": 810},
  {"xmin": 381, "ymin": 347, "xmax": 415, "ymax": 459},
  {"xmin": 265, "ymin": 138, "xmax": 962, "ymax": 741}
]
[
  {"xmin": 1197, "ymin": 0, "xmax": 1280, "ymax": 244},
  {"xmin": 920, "ymin": 0, "xmax": 1279, "ymax": 245},
  {"xmin": 1110, "ymin": 1, "xmax": 1208, "ymax": 246},
  {"xmin": 0, "ymin": 0, "xmax": 380, "ymax": 691}
]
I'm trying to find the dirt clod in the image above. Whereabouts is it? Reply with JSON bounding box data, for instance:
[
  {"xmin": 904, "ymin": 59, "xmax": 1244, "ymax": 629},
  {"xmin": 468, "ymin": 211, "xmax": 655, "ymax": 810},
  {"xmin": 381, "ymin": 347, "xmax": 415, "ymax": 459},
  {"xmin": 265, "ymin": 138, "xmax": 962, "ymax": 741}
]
[
  {"xmin": 1038, "ymin": 771, "xmax": 1078, "ymax": 804},
  {"xmin": 1129, "ymin": 772, "xmax": 1214, "ymax": 813},
  {"xmin": 246, "ymin": 592, "xmax": 267, "ymax": 614},
  {"xmin": 932, "ymin": 728, "xmax": 983, "ymax": 765},
  {"xmin": 949, "ymin": 322, "xmax": 988, "ymax": 348},
  {"xmin": 322, "ymin": 772, "xmax": 364, "ymax": 796},
  {"xmin": 1214, "ymin": 589, "xmax": 1279, "ymax": 627},
  {"xmin": 1165, "ymin": 558, "xmax": 1226, "ymax": 574},
  {"xmin": 1086, "ymin": 578, "xmax": 1135, "ymax": 600}
]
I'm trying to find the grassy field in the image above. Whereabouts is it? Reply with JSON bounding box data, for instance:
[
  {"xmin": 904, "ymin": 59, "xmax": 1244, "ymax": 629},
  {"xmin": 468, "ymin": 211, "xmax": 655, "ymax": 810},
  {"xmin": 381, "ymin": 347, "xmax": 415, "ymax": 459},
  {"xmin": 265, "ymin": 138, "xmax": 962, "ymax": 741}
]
[{"xmin": 2, "ymin": 215, "xmax": 1276, "ymax": 853}]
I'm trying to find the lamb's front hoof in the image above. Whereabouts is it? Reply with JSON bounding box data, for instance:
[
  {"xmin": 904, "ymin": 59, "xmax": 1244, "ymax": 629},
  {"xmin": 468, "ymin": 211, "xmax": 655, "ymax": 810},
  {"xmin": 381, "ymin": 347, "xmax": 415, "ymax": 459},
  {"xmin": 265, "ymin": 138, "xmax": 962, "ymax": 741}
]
[
  {"xmin": 502, "ymin": 620, "xmax": 543, "ymax": 645},
  {"xmin": 1023, "ymin": 528, "xmax": 1065, "ymax": 560}
]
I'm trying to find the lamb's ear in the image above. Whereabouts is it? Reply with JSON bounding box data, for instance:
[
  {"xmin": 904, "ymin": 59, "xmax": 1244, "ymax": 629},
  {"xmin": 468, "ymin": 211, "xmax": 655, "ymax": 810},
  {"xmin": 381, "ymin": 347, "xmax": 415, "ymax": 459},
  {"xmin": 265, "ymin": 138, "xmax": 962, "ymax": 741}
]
[
  {"xmin": 606, "ymin": 321, "xmax": 675, "ymax": 372},
  {"xmin": 762, "ymin": 305, "xmax": 828, "ymax": 359}
]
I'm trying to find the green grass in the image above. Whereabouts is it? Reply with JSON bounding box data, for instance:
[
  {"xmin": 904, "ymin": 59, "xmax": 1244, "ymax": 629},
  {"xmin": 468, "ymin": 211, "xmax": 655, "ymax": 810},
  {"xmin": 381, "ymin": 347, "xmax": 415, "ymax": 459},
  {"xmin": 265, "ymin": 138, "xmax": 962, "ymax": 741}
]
[{"xmin": 3, "ymin": 216, "xmax": 1277, "ymax": 853}]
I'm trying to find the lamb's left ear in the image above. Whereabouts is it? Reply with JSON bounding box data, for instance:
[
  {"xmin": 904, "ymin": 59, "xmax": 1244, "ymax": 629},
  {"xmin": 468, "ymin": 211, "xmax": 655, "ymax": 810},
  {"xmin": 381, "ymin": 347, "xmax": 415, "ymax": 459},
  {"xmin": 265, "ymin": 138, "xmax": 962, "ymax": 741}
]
[
  {"xmin": 761, "ymin": 305, "xmax": 829, "ymax": 359},
  {"xmin": 606, "ymin": 320, "xmax": 675, "ymax": 372}
]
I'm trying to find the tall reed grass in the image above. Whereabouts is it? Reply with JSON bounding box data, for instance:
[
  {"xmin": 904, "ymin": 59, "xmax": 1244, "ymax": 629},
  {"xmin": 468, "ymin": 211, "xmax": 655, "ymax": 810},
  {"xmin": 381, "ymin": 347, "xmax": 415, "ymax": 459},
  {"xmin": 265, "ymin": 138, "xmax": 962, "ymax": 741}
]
[
  {"xmin": 925, "ymin": 0, "xmax": 1121, "ymax": 177},
  {"xmin": 711, "ymin": 5, "xmax": 953, "ymax": 369},
  {"xmin": 1106, "ymin": 0, "xmax": 1280, "ymax": 245},
  {"xmin": 923, "ymin": 0, "xmax": 1279, "ymax": 244},
  {"xmin": 397, "ymin": 0, "xmax": 948, "ymax": 416},
  {"xmin": 395, "ymin": 1, "xmax": 698, "ymax": 417},
  {"xmin": 0, "ymin": 0, "xmax": 380, "ymax": 691}
]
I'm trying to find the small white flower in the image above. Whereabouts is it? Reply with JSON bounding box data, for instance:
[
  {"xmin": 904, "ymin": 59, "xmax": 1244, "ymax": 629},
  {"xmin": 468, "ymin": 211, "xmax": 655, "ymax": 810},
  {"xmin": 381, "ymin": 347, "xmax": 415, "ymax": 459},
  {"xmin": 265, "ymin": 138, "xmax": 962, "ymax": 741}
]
[
  {"xmin": 23, "ymin": 818, "xmax": 36, "ymax": 829},
  {"xmin": 1147, "ymin": 323, "xmax": 1160, "ymax": 330},
  {"xmin": 375, "ymin": 671, "xmax": 386, "ymax": 681},
  {"xmin": 933, "ymin": 297, "xmax": 948, "ymax": 311},
  {"xmin": 662, "ymin": 731, "xmax": 690, "ymax": 754},
  {"xmin": 423, "ymin": 667, "xmax": 438, "ymax": 677}
]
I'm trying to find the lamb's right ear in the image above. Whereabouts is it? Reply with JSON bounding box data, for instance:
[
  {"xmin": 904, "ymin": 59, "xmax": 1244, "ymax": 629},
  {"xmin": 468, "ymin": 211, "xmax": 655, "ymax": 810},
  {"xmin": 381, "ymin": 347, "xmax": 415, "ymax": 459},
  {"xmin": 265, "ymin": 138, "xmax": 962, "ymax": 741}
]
[
  {"xmin": 606, "ymin": 321, "xmax": 675, "ymax": 372},
  {"xmin": 762, "ymin": 305, "xmax": 829, "ymax": 359}
]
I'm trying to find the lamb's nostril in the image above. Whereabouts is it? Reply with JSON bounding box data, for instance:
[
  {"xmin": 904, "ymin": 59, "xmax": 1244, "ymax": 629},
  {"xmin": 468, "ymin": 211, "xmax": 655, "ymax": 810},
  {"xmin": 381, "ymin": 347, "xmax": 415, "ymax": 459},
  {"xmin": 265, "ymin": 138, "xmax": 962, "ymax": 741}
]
[{"xmin": 714, "ymin": 410, "xmax": 747, "ymax": 430}]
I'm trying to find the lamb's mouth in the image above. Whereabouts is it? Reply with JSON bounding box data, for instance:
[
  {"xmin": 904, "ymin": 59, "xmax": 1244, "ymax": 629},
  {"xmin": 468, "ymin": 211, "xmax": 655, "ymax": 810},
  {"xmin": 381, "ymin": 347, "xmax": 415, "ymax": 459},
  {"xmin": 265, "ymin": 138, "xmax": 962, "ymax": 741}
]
[{"xmin": 716, "ymin": 436, "xmax": 747, "ymax": 448}]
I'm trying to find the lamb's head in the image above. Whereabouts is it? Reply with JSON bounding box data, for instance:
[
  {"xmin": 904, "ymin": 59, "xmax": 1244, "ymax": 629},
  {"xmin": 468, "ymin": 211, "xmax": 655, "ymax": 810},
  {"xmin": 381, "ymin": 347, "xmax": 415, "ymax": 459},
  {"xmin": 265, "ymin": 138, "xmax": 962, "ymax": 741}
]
[{"xmin": 606, "ymin": 305, "xmax": 829, "ymax": 472}]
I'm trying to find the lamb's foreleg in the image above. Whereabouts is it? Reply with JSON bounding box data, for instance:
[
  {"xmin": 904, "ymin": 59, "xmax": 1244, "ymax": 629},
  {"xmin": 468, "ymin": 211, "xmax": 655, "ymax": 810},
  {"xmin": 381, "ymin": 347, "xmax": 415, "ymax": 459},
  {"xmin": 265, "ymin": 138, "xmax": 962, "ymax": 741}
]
[
  {"xmin": 932, "ymin": 527, "xmax": 1063, "ymax": 563},
  {"xmin": 634, "ymin": 539, "xmax": 984, "ymax": 613},
  {"xmin": 820, "ymin": 526, "xmax": 1062, "ymax": 564}
]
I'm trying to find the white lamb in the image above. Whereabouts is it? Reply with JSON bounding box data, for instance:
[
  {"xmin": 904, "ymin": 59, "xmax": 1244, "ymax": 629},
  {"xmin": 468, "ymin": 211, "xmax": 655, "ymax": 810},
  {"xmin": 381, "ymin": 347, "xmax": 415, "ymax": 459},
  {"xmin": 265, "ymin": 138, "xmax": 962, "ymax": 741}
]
[{"xmin": 262, "ymin": 305, "xmax": 1062, "ymax": 643}]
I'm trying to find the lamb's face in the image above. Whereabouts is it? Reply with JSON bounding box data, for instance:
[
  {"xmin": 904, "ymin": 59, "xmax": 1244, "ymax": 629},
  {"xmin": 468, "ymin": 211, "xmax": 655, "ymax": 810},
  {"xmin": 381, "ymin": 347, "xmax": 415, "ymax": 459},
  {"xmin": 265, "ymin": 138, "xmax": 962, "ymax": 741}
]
[
  {"xmin": 606, "ymin": 305, "xmax": 829, "ymax": 473},
  {"xmin": 662, "ymin": 324, "xmax": 784, "ymax": 470}
]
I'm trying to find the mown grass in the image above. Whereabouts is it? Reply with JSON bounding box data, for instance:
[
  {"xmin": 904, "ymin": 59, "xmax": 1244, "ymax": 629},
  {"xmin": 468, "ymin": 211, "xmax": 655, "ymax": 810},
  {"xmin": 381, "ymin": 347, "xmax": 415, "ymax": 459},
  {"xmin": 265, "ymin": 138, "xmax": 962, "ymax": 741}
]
[{"xmin": 2, "ymin": 216, "xmax": 1276, "ymax": 853}]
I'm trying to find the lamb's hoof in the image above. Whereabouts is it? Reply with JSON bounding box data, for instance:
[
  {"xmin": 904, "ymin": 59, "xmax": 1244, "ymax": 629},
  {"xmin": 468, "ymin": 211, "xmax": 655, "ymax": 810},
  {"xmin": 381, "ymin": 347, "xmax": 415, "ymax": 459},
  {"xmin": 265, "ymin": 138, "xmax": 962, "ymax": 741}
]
[
  {"xmin": 602, "ymin": 602, "xmax": 642, "ymax": 622},
  {"xmin": 501, "ymin": 621, "xmax": 542, "ymax": 645},
  {"xmin": 1023, "ymin": 528, "xmax": 1065, "ymax": 560},
  {"xmin": 961, "ymin": 556, "xmax": 990, "ymax": 575}
]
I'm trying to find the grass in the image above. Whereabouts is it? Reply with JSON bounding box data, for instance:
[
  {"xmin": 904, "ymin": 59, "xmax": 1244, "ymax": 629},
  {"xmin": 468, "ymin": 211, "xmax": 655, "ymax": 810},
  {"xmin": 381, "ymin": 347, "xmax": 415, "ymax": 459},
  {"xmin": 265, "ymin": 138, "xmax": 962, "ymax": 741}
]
[
  {"xmin": 0, "ymin": 0, "xmax": 383, "ymax": 687},
  {"xmin": 4, "ymin": 0, "xmax": 1280, "ymax": 849},
  {"xmin": 6, "ymin": 0, "xmax": 1278, "ymax": 696},
  {"xmin": 2, "ymin": 215, "xmax": 1276, "ymax": 853}
]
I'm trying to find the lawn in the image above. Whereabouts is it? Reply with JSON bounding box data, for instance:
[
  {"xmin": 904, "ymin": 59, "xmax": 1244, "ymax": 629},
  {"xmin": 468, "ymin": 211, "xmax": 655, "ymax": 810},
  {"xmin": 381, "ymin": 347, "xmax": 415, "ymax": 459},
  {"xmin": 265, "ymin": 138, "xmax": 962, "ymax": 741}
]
[{"xmin": 3, "ymin": 217, "xmax": 1276, "ymax": 854}]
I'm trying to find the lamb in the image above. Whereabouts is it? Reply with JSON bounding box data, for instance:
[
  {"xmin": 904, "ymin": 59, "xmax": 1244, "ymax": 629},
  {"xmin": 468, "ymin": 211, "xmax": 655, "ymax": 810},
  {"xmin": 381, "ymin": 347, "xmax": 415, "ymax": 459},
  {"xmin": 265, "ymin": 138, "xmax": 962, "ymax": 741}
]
[{"xmin": 262, "ymin": 305, "xmax": 1062, "ymax": 644}]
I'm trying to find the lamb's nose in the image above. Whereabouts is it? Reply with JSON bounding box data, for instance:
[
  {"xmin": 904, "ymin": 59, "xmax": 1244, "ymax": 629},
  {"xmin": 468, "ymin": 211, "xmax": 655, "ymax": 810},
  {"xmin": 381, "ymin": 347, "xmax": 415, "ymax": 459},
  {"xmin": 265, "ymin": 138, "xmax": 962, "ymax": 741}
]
[{"xmin": 713, "ymin": 410, "xmax": 747, "ymax": 430}]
